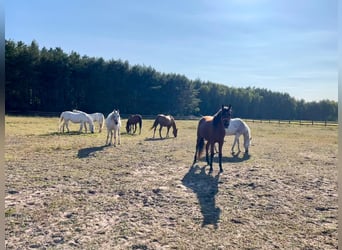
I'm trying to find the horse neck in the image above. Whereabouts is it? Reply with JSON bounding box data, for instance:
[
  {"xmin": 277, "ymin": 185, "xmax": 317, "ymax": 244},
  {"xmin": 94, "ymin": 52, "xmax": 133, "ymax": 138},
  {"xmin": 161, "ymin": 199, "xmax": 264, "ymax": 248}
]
[
  {"xmin": 87, "ymin": 116, "xmax": 94, "ymax": 125},
  {"xmin": 245, "ymin": 125, "xmax": 251, "ymax": 138},
  {"xmin": 171, "ymin": 119, "xmax": 177, "ymax": 130},
  {"xmin": 212, "ymin": 111, "xmax": 222, "ymax": 127}
]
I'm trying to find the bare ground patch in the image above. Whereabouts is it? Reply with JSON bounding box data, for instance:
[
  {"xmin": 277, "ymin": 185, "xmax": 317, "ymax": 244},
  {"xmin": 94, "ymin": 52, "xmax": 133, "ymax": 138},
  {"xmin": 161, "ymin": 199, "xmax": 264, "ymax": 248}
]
[{"xmin": 5, "ymin": 117, "xmax": 337, "ymax": 249}]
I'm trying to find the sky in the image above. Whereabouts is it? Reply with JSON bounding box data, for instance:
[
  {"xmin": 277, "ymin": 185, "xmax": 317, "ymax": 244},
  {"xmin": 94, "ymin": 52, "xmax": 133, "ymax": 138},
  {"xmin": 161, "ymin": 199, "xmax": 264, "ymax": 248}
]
[{"xmin": 5, "ymin": 0, "xmax": 338, "ymax": 102}]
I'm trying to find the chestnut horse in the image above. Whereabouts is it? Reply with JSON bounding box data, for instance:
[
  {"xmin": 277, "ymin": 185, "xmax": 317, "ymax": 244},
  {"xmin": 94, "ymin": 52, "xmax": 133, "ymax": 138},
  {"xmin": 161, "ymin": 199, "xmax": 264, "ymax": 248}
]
[
  {"xmin": 193, "ymin": 105, "xmax": 232, "ymax": 173},
  {"xmin": 151, "ymin": 114, "xmax": 178, "ymax": 138},
  {"xmin": 126, "ymin": 114, "xmax": 142, "ymax": 134}
]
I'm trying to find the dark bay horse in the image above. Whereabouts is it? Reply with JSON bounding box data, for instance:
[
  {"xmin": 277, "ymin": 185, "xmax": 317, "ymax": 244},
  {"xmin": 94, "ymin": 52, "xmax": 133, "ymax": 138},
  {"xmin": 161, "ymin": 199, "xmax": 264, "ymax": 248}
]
[
  {"xmin": 193, "ymin": 105, "xmax": 232, "ymax": 172},
  {"xmin": 126, "ymin": 114, "xmax": 142, "ymax": 134},
  {"xmin": 151, "ymin": 114, "xmax": 178, "ymax": 138}
]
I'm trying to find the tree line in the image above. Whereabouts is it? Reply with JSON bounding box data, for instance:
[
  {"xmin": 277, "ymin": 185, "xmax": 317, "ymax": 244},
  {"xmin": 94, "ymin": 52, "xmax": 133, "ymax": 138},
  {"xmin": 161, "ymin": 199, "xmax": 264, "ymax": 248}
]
[{"xmin": 5, "ymin": 40, "xmax": 337, "ymax": 121}]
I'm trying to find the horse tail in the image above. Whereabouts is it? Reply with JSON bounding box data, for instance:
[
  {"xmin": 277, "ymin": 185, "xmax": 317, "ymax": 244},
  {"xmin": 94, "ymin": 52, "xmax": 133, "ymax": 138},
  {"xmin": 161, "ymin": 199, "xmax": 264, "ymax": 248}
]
[
  {"xmin": 150, "ymin": 117, "xmax": 159, "ymax": 130},
  {"xmin": 196, "ymin": 137, "xmax": 205, "ymax": 159},
  {"xmin": 100, "ymin": 114, "xmax": 105, "ymax": 131},
  {"xmin": 139, "ymin": 116, "xmax": 142, "ymax": 129},
  {"xmin": 58, "ymin": 114, "xmax": 64, "ymax": 131}
]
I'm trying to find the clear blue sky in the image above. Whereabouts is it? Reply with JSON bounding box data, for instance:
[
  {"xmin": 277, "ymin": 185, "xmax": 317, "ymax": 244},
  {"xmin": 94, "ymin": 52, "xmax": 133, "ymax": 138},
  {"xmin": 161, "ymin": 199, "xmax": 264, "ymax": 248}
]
[{"xmin": 5, "ymin": 0, "xmax": 337, "ymax": 102}]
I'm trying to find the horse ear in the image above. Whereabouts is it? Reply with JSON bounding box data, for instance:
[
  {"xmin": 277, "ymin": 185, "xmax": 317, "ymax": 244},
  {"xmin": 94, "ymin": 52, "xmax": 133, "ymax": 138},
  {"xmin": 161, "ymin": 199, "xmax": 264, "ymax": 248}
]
[{"xmin": 228, "ymin": 104, "xmax": 232, "ymax": 110}]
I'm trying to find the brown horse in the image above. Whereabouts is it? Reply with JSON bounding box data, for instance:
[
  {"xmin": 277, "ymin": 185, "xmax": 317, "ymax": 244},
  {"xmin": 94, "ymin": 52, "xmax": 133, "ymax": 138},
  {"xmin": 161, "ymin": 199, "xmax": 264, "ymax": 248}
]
[
  {"xmin": 126, "ymin": 114, "xmax": 142, "ymax": 134},
  {"xmin": 151, "ymin": 114, "xmax": 178, "ymax": 138},
  {"xmin": 193, "ymin": 105, "xmax": 232, "ymax": 172}
]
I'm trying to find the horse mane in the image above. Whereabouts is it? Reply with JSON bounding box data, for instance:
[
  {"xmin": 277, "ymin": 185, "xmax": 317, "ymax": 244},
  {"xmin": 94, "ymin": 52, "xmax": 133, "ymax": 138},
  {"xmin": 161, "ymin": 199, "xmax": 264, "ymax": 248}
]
[{"xmin": 212, "ymin": 109, "xmax": 222, "ymax": 127}]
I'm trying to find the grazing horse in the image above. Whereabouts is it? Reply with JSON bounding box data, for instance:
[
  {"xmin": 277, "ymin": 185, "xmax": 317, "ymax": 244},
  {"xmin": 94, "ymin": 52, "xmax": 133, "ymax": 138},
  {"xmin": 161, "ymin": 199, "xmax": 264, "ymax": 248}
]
[
  {"xmin": 89, "ymin": 112, "xmax": 105, "ymax": 133},
  {"xmin": 105, "ymin": 109, "xmax": 121, "ymax": 146},
  {"xmin": 225, "ymin": 118, "xmax": 252, "ymax": 154},
  {"xmin": 126, "ymin": 114, "xmax": 142, "ymax": 134},
  {"xmin": 193, "ymin": 105, "xmax": 232, "ymax": 172},
  {"xmin": 59, "ymin": 111, "xmax": 94, "ymax": 133},
  {"xmin": 73, "ymin": 110, "xmax": 105, "ymax": 133},
  {"xmin": 151, "ymin": 114, "xmax": 178, "ymax": 138}
]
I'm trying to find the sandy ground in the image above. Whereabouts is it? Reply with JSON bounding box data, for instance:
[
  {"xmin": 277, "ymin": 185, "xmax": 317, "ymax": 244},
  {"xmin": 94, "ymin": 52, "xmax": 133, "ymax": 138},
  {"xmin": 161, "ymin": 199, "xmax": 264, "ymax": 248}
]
[{"xmin": 5, "ymin": 117, "xmax": 338, "ymax": 249}]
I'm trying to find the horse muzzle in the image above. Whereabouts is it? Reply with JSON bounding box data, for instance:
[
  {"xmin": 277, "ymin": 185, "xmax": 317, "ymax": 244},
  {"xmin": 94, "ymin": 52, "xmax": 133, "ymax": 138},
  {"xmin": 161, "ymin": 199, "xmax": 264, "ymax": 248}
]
[{"xmin": 222, "ymin": 119, "xmax": 230, "ymax": 128}]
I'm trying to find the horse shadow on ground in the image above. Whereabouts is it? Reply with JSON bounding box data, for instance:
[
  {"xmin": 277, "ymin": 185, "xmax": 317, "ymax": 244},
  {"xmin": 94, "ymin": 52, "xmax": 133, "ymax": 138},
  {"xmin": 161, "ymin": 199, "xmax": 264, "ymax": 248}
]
[
  {"xmin": 144, "ymin": 137, "xmax": 174, "ymax": 141},
  {"xmin": 182, "ymin": 165, "xmax": 221, "ymax": 229},
  {"xmin": 40, "ymin": 131, "xmax": 87, "ymax": 136},
  {"xmin": 211, "ymin": 151, "xmax": 250, "ymax": 163},
  {"xmin": 77, "ymin": 145, "xmax": 108, "ymax": 158}
]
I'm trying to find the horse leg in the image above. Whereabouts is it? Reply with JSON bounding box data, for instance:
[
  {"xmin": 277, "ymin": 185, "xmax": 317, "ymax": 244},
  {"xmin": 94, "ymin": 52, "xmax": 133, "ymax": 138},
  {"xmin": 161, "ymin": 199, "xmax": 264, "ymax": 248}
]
[
  {"xmin": 110, "ymin": 130, "xmax": 114, "ymax": 145},
  {"xmin": 205, "ymin": 142, "xmax": 210, "ymax": 166},
  {"xmin": 159, "ymin": 126, "xmax": 163, "ymax": 138},
  {"xmin": 231, "ymin": 135, "xmax": 237, "ymax": 153},
  {"xmin": 153, "ymin": 126, "xmax": 157, "ymax": 138},
  {"xmin": 118, "ymin": 129, "xmax": 121, "ymax": 145},
  {"xmin": 218, "ymin": 141, "xmax": 224, "ymax": 172},
  {"xmin": 106, "ymin": 130, "xmax": 109, "ymax": 145},
  {"xmin": 166, "ymin": 126, "xmax": 170, "ymax": 137},
  {"xmin": 133, "ymin": 124, "xmax": 137, "ymax": 134},
  {"xmin": 236, "ymin": 134, "xmax": 241, "ymax": 152},
  {"xmin": 209, "ymin": 142, "xmax": 215, "ymax": 172},
  {"xmin": 65, "ymin": 121, "xmax": 70, "ymax": 133},
  {"xmin": 243, "ymin": 134, "xmax": 249, "ymax": 154},
  {"xmin": 114, "ymin": 130, "xmax": 117, "ymax": 146}
]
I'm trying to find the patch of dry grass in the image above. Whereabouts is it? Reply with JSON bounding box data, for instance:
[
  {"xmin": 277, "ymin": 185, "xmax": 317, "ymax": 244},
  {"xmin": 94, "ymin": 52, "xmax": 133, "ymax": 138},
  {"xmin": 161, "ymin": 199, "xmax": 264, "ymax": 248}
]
[{"xmin": 5, "ymin": 116, "xmax": 338, "ymax": 249}]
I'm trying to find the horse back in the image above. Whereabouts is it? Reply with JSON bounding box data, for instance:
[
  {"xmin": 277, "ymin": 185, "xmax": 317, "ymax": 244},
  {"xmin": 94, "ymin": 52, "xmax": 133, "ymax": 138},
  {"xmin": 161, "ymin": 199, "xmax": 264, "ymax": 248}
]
[
  {"xmin": 227, "ymin": 118, "xmax": 250, "ymax": 135},
  {"xmin": 129, "ymin": 114, "xmax": 142, "ymax": 123},
  {"xmin": 156, "ymin": 114, "xmax": 172, "ymax": 126}
]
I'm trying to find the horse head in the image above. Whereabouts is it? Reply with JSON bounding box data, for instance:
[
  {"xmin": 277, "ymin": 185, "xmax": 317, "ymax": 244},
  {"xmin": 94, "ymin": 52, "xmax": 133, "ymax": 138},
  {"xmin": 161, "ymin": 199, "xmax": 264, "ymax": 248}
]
[
  {"xmin": 170, "ymin": 116, "xmax": 178, "ymax": 137},
  {"xmin": 221, "ymin": 104, "xmax": 232, "ymax": 128},
  {"xmin": 111, "ymin": 110, "xmax": 120, "ymax": 125},
  {"xmin": 173, "ymin": 128, "xmax": 178, "ymax": 137},
  {"xmin": 89, "ymin": 122, "xmax": 94, "ymax": 133},
  {"xmin": 213, "ymin": 105, "xmax": 232, "ymax": 128},
  {"xmin": 86, "ymin": 115, "xmax": 95, "ymax": 133}
]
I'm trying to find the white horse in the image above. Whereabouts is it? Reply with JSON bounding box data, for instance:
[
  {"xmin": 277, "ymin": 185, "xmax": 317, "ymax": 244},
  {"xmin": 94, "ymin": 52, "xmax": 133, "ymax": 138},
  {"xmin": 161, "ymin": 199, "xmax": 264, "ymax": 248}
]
[
  {"xmin": 105, "ymin": 109, "xmax": 121, "ymax": 146},
  {"xmin": 73, "ymin": 110, "xmax": 104, "ymax": 133},
  {"xmin": 59, "ymin": 111, "xmax": 94, "ymax": 133},
  {"xmin": 225, "ymin": 118, "xmax": 251, "ymax": 153},
  {"xmin": 89, "ymin": 113, "xmax": 105, "ymax": 132}
]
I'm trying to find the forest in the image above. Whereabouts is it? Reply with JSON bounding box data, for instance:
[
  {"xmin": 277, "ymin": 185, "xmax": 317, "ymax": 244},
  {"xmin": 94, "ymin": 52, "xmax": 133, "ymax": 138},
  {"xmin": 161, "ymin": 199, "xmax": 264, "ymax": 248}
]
[{"xmin": 5, "ymin": 40, "xmax": 338, "ymax": 121}]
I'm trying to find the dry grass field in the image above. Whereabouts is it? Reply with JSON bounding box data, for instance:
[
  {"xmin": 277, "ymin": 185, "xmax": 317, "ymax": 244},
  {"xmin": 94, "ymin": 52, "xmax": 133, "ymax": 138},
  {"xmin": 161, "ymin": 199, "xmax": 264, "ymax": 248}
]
[{"xmin": 5, "ymin": 115, "xmax": 338, "ymax": 249}]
